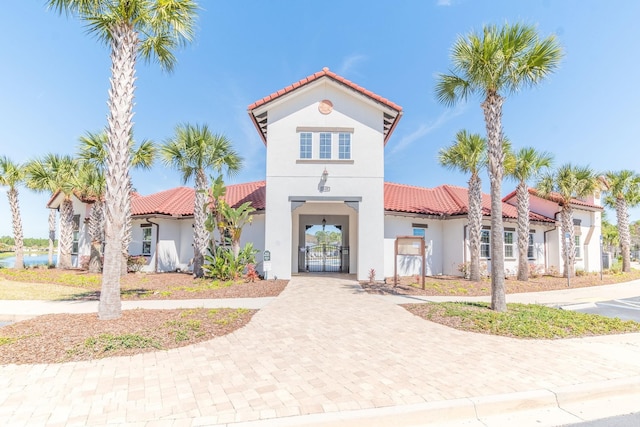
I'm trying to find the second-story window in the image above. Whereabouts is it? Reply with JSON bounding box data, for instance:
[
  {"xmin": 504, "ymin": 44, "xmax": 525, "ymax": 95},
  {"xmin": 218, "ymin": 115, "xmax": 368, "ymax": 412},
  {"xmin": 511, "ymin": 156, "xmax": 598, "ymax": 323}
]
[
  {"xmin": 319, "ymin": 133, "xmax": 332, "ymax": 159},
  {"xmin": 339, "ymin": 133, "xmax": 351, "ymax": 159},
  {"xmin": 299, "ymin": 132, "xmax": 312, "ymax": 159}
]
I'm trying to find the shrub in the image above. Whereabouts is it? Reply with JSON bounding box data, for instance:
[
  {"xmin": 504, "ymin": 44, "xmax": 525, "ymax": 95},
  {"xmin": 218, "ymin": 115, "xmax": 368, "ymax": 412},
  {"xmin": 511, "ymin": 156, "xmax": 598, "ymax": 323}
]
[
  {"xmin": 245, "ymin": 263, "xmax": 259, "ymax": 282},
  {"xmin": 368, "ymin": 268, "xmax": 376, "ymax": 284},
  {"xmin": 457, "ymin": 262, "xmax": 470, "ymax": 279},
  {"xmin": 127, "ymin": 255, "xmax": 147, "ymax": 273},
  {"xmin": 203, "ymin": 243, "xmax": 258, "ymax": 281},
  {"xmin": 79, "ymin": 256, "xmax": 90, "ymax": 270},
  {"xmin": 528, "ymin": 263, "xmax": 545, "ymax": 278}
]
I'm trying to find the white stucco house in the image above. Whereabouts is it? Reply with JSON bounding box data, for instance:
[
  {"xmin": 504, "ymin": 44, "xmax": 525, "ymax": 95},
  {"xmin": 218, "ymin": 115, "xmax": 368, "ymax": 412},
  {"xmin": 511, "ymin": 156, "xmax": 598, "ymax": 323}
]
[{"xmin": 49, "ymin": 68, "xmax": 603, "ymax": 280}]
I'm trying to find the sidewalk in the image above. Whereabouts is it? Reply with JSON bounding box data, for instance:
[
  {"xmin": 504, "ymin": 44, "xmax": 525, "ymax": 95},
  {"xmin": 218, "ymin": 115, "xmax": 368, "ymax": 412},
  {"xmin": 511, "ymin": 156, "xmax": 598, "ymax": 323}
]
[
  {"xmin": 0, "ymin": 297, "xmax": 276, "ymax": 322},
  {"xmin": 1, "ymin": 276, "xmax": 639, "ymax": 426}
]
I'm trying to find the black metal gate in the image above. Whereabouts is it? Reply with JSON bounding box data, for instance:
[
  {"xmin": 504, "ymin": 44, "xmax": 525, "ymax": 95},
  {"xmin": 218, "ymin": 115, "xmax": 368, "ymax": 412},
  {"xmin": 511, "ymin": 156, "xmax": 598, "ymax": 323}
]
[{"xmin": 299, "ymin": 245, "xmax": 349, "ymax": 273}]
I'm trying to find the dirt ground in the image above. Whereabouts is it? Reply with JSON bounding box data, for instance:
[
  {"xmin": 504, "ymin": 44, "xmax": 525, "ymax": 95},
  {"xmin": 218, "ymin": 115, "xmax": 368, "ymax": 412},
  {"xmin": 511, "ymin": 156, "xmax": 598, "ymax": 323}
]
[
  {"xmin": 0, "ymin": 269, "xmax": 286, "ymax": 365},
  {"xmin": 360, "ymin": 270, "xmax": 640, "ymax": 297}
]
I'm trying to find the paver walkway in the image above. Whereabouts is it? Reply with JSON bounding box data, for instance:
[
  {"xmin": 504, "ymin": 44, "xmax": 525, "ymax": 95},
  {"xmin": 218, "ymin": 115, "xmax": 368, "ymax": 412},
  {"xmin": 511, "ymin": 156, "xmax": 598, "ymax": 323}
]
[{"xmin": 1, "ymin": 275, "xmax": 640, "ymax": 426}]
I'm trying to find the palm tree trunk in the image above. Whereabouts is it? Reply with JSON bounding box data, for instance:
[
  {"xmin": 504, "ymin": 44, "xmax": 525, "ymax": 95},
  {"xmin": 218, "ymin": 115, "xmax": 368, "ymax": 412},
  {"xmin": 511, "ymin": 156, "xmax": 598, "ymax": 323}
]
[
  {"xmin": 99, "ymin": 24, "xmax": 137, "ymax": 320},
  {"xmin": 121, "ymin": 178, "xmax": 132, "ymax": 276},
  {"xmin": 516, "ymin": 181, "xmax": 530, "ymax": 281},
  {"xmin": 468, "ymin": 173, "xmax": 482, "ymax": 281},
  {"xmin": 482, "ymin": 91, "xmax": 506, "ymax": 312},
  {"xmin": 58, "ymin": 198, "xmax": 74, "ymax": 270},
  {"xmin": 88, "ymin": 201, "xmax": 104, "ymax": 273},
  {"xmin": 616, "ymin": 197, "xmax": 631, "ymax": 273},
  {"xmin": 48, "ymin": 209, "xmax": 56, "ymax": 267},
  {"xmin": 8, "ymin": 188, "xmax": 24, "ymax": 270},
  {"xmin": 193, "ymin": 170, "xmax": 209, "ymax": 278},
  {"xmin": 560, "ymin": 205, "xmax": 575, "ymax": 278}
]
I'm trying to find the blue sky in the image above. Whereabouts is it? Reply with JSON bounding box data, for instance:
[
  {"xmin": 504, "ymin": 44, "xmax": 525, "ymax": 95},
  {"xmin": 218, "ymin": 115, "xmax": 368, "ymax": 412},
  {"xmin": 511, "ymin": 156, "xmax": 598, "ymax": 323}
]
[{"xmin": 1, "ymin": 0, "xmax": 639, "ymax": 238}]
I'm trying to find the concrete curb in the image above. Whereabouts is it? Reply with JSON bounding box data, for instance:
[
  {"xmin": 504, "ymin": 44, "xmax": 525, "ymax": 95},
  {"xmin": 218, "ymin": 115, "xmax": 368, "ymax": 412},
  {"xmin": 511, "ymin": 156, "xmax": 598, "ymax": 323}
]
[
  {"xmin": 559, "ymin": 302, "xmax": 597, "ymax": 311},
  {"xmin": 200, "ymin": 376, "xmax": 640, "ymax": 427}
]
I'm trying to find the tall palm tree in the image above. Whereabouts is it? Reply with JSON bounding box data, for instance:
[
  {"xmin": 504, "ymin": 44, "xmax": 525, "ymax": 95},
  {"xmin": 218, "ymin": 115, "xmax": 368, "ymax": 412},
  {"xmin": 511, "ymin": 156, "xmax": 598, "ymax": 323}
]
[
  {"xmin": 537, "ymin": 164, "xmax": 599, "ymax": 278},
  {"xmin": 601, "ymin": 170, "xmax": 640, "ymax": 272},
  {"xmin": 48, "ymin": 0, "xmax": 198, "ymax": 320},
  {"xmin": 435, "ymin": 23, "xmax": 563, "ymax": 312},
  {"xmin": 438, "ymin": 130, "xmax": 486, "ymax": 281},
  {"xmin": 162, "ymin": 124, "xmax": 242, "ymax": 278},
  {"xmin": 506, "ymin": 147, "xmax": 553, "ymax": 281},
  {"xmin": 0, "ymin": 157, "xmax": 26, "ymax": 269},
  {"xmin": 25, "ymin": 154, "xmax": 80, "ymax": 270},
  {"xmin": 78, "ymin": 130, "xmax": 156, "ymax": 275}
]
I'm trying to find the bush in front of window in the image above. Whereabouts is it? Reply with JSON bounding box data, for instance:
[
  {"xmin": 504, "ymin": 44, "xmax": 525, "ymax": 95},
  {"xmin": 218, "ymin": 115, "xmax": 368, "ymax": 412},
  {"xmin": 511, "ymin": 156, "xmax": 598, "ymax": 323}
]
[{"xmin": 127, "ymin": 255, "xmax": 148, "ymax": 273}]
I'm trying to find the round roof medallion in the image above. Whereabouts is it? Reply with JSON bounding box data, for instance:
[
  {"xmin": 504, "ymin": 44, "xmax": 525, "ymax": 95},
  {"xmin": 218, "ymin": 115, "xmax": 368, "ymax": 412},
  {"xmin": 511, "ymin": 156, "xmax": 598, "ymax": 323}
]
[{"xmin": 318, "ymin": 99, "xmax": 333, "ymax": 115}]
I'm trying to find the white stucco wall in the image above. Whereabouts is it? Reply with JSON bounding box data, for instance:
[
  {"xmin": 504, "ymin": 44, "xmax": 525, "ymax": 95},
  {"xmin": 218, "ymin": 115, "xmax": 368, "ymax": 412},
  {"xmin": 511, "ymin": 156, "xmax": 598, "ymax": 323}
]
[
  {"xmin": 262, "ymin": 79, "xmax": 389, "ymax": 280},
  {"xmin": 383, "ymin": 215, "xmax": 443, "ymax": 277}
]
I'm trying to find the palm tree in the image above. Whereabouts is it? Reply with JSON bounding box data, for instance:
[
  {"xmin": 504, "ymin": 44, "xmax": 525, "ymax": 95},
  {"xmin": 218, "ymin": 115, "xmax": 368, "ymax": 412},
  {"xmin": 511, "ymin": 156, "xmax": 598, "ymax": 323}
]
[
  {"xmin": 47, "ymin": 209, "xmax": 57, "ymax": 267},
  {"xmin": 601, "ymin": 170, "xmax": 640, "ymax": 272},
  {"xmin": 0, "ymin": 157, "xmax": 26, "ymax": 269},
  {"xmin": 438, "ymin": 131, "xmax": 486, "ymax": 281},
  {"xmin": 78, "ymin": 130, "xmax": 156, "ymax": 275},
  {"xmin": 506, "ymin": 147, "xmax": 553, "ymax": 281},
  {"xmin": 48, "ymin": 0, "xmax": 198, "ymax": 320},
  {"xmin": 76, "ymin": 163, "xmax": 106, "ymax": 273},
  {"xmin": 435, "ymin": 23, "xmax": 563, "ymax": 311},
  {"xmin": 537, "ymin": 164, "xmax": 599, "ymax": 278},
  {"xmin": 222, "ymin": 202, "xmax": 256, "ymax": 258},
  {"xmin": 25, "ymin": 154, "xmax": 80, "ymax": 270},
  {"xmin": 162, "ymin": 124, "xmax": 242, "ymax": 278}
]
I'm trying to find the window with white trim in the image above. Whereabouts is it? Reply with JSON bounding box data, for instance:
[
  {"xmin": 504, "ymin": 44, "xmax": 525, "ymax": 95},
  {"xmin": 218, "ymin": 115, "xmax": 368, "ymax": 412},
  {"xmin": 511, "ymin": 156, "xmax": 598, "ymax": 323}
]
[
  {"xmin": 319, "ymin": 133, "xmax": 332, "ymax": 159},
  {"xmin": 480, "ymin": 229, "xmax": 490, "ymax": 258},
  {"xmin": 299, "ymin": 132, "xmax": 312, "ymax": 159},
  {"xmin": 142, "ymin": 226, "xmax": 152, "ymax": 255},
  {"xmin": 338, "ymin": 133, "xmax": 351, "ymax": 159},
  {"xmin": 504, "ymin": 230, "xmax": 515, "ymax": 258},
  {"xmin": 72, "ymin": 215, "xmax": 80, "ymax": 255},
  {"xmin": 527, "ymin": 233, "xmax": 535, "ymax": 259},
  {"xmin": 575, "ymin": 235, "xmax": 581, "ymax": 258}
]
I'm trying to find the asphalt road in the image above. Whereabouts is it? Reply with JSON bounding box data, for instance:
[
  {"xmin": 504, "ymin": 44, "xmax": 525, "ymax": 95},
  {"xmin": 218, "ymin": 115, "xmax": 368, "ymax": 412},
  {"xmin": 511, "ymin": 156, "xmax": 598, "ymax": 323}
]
[
  {"xmin": 563, "ymin": 412, "xmax": 640, "ymax": 426},
  {"xmin": 564, "ymin": 296, "xmax": 640, "ymax": 322}
]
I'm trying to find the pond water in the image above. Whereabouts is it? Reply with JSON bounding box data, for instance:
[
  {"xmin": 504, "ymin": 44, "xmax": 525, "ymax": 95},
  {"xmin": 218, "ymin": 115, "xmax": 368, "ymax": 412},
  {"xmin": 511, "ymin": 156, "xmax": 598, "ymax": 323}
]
[{"xmin": 0, "ymin": 254, "xmax": 57, "ymax": 269}]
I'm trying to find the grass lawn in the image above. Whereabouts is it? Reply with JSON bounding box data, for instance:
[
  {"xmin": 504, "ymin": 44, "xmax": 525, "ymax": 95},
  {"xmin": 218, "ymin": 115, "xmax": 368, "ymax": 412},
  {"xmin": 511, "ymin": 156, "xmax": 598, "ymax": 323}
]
[
  {"xmin": 0, "ymin": 278, "xmax": 88, "ymax": 300},
  {"xmin": 403, "ymin": 302, "xmax": 640, "ymax": 339}
]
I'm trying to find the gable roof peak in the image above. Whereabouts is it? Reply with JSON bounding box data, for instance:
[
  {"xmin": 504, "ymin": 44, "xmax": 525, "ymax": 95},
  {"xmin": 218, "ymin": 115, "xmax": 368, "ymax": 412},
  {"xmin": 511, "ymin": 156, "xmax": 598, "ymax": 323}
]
[{"xmin": 247, "ymin": 67, "xmax": 402, "ymax": 145}]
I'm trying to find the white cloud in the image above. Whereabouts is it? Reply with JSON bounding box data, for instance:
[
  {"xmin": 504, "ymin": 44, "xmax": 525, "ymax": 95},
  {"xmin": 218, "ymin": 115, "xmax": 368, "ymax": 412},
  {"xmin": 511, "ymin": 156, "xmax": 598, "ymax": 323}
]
[
  {"xmin": 338, "ymin": 54, "xmax": 367, "ymax": 76},
  {"xmin": 389, "ymin": 104, "xmax": 467, "ymax": 155},
  {"xmin": 437, "ymin": 0, "xmax": 452, "ymax": 6}
]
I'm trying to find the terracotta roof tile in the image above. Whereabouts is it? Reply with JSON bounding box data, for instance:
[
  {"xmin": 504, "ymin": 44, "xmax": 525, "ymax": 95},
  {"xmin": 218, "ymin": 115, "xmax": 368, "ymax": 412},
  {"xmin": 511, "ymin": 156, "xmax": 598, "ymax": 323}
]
[
  {"xmin": 127, "ymin": 180, "xmax": 554, "ymax": 223},
  {"xmin": 131, "ymin": 181, "xmax": 266, "ymax": 217},
  {"xmin": 502, "ymin": 188, "xmax": 602, "ymax": 210},
  {"xmin": 248, "ymin": 67, "xmax": 402, "ymax": 112},
  {"xmin": 384, "ymin": 182, "xmax": 555, "ymax": 223}
]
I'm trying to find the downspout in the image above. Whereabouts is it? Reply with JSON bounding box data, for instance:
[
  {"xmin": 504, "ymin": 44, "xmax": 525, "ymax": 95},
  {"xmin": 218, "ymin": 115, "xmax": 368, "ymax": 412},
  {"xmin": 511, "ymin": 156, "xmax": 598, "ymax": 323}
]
[{"xmin": 146, "ymin": 219, "xmax": 160, "ymax": 273}]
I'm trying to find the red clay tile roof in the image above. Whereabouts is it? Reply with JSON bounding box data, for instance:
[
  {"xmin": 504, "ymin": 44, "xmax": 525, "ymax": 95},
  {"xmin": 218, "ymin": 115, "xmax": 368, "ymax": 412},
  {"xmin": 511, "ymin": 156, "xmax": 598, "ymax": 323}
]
[
  {"xmin": 248, "ymin": 67, "xmax": 402, "ymax": 112},
  {"xmin": 128, "ymin": 181, "xmax": 554, "ymax": 223},
  {"xmin": 502, "ymin": 188, "xmax": 602, "ymax": 210},
  {"xmin": 131, "ymin": 181, "xmax": 266, "ymax": 217},
  {"xmin": 247, "ymin": 67, "xmax": 403, "ymax": 145},
  {"xmin": 384, "ymin": 183, "xmax": 555, "ymax": 223}
]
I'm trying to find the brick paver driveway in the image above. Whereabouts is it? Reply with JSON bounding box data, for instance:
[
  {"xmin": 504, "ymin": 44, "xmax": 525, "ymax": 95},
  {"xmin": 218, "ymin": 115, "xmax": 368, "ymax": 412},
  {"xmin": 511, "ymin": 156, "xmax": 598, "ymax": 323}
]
[{"xmin": 1, "ymin": 275, "xmax": 640, "ymax": 426}]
